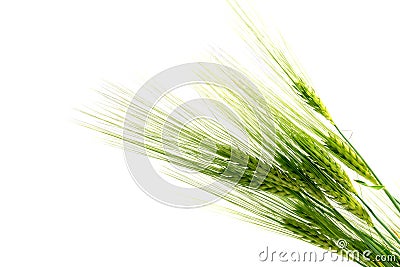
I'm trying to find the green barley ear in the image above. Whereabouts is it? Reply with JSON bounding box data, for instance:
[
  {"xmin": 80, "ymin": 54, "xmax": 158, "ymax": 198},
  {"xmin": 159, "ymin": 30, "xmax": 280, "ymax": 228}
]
[
  {"xmin": 278, "ymin": 160, "xmax": 330, "ymax": 205},
  {"xmin": 212, "ymin": 144, "xmax": 329, "ymax": 204},
  {"xmin": 325, "ymin": 132, "xmax": 378, "ymax": 185},
  {"xmin": 283, "ymin": 217, "xmax": 335, "ymax": 250},
  {"xmin": 284, "ymin": 202, "xmax": 377, "ymax": 263},
  {"xmin": 301, "ymin": 167, "xmax": 373, "ymax": 226},
  {"xmin": 293, "ymin": 80, "xmax": 334, "ymax": 125},
  {"xmin": 279, "ymin": 132, "xmax": 373, "ymax": 225},
  {"xmin": 293, "ymin": 133, "xmax": 356, "ymax": 193},
  {"xmin": 209, "ymin": 144, "xmax": 298, "ymax": 198}
]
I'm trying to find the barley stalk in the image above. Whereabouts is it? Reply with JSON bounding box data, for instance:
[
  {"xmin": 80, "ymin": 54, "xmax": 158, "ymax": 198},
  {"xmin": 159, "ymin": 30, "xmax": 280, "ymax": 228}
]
[
  {"xmin": 293, "ymin": 80, "xmax": 334, "ymax": 125},
  {"xmin": 283, "ymin": 217, "xmax": 335, "ymax": 250},
  {"xmin": 206, "ymin": 144, "xmax": 298, "ymax": 198},
  {"xmin": 294, "ymin": 133, "xmax": 356, "ymax": 193},
  {"xmin": 303, "ymin": 169, "xmax": 373, "ymax": 225},
  {"xmin": 325, "ymin": 132, "xmax": 377, "ymax": 184},
  {"xmin": 211, "ymin": 141, "xmax": 373, "ymax": 224},
  {"xmin": 211, "ymin": 144, "xmax": 334, "ymax": 204},
  {"xmin": 79, "ymin": 2, "xmax": 400, "ymax": 264}
]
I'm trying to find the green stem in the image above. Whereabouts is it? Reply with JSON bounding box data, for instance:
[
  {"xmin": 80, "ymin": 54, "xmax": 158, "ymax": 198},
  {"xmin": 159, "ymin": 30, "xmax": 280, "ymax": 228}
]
[
  {"xmin": 323, "ymin": 204, "xmax": 394, "ymax": 265},
  {"xmin": 357, "ymin": 196, "xmax": 400, "ymax": 254}
]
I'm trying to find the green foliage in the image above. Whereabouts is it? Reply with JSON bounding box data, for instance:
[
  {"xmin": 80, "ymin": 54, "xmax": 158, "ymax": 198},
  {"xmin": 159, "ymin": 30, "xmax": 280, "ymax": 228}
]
[{"xmin": 79, "ymin": 1, "xmax": 400, "ymax": 266}]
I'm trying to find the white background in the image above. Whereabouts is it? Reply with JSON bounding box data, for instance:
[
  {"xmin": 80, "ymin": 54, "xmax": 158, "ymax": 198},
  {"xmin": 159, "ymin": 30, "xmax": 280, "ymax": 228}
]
[{"xmin": 1, "ymin": 0, "xmax": 400, "ymax": 266}]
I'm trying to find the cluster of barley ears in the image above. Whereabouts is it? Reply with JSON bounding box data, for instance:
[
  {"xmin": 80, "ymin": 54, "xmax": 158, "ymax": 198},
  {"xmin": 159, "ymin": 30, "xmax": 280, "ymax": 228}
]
[{"xmin": 80, "ymin": 1, "xmax": 400, "ymax": 266}]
